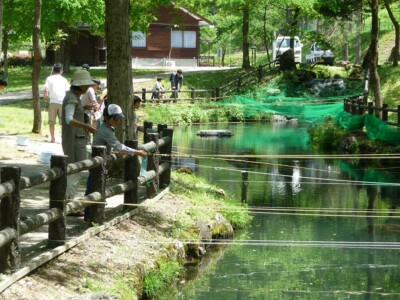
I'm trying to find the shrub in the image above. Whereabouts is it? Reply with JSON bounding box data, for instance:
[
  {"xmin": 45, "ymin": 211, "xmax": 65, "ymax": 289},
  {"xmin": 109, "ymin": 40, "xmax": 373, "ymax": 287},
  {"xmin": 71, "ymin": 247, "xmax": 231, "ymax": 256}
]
[{"xmin": 6, "ymin": 55, "xmax": 33, "ymax": 67}]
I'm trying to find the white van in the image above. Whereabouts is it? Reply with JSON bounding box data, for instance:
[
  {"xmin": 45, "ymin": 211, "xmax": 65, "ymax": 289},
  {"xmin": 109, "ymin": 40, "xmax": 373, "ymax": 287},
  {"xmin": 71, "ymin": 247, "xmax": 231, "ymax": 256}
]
[{"xmin": 272, "ymin": 36, "xmax": 303, "ymax": 64}]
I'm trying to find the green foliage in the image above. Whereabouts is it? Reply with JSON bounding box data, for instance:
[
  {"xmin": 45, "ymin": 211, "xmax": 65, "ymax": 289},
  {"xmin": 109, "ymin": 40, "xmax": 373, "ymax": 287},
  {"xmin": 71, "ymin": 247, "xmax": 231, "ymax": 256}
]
[
  {"xmin": 172, "ymin": 172, "xmax": 252, "ymax": 229},
  {"xmin": 143, "ymin": 261, "xmax": 183, "ymax": 299},
  {"xmin": 308, "ymin": 119, "xmax": 347, "ymax": 151}
]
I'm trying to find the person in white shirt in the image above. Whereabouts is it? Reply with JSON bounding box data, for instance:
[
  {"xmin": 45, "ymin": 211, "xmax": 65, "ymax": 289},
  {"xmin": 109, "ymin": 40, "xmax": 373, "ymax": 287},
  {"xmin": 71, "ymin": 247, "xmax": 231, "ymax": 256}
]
[
  {"xmin": 80, "ymin": 79, "xmax": 101, "ymax": 143},
  {"xmin": 43, "ymin": 64, "xmax": 70, "ymax": 143}
]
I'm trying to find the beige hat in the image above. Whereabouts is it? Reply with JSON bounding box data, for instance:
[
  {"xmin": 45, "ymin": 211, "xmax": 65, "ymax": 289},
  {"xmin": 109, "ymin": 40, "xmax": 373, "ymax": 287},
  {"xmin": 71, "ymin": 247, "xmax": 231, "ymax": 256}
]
[{"xmin": 71, "ymin": 70, "xmax": 95, "ymax": 86}]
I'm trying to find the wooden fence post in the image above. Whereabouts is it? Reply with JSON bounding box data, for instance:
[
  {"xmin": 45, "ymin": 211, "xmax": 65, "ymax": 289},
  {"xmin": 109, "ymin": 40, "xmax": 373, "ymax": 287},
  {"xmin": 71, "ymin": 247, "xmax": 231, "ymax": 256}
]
[
  {"xmin": 48, "ymin": 155, "xmax": 67, "ymax": 247},
  {"xmin": 397, "ymin": 105, "xmax": 400, "ymax": 126},
  {"xmin": 142, "ymin": 88, "xmax": 146, "ymax": 103},
  {"xmin": 147, "ymin": 133, "xmax": 160, "ymax": 198},
  {"xmin": 0, "ymin": 167, "xmax": 21, "ymax": 273},
  {"xmin": 382, "ymin": 104, "xmax": 388, "ymax": 122},
  {"xmin": 241, "ymin": 171, "xmax": 248, "ymax": 202},
  {"xmin": 143, "ymin": 121, "xmax": 153, "ymax": 144},
  {"xmin": 368, "ymin": 102, "xmax": 374, "ymax": 115},
  {"xmin": 87, "ymin": 146, "xmax": 107, "ymax": 225},
  {"xmin": 343, "ymin": 98, "xmax": 349, "ymax": 113},
  {"xmin": 191, "ymin": 87, "xmax": 195, "ymax": 104},
  {"xmin": 215, "ymin": 87, "xmax": 220, "ymax": 101},
  {"xmin": 351, "ymin": 98, "xmax": 357, "ymax": 115},
  {"xmin": 257, "ymin": 65, "xmax": 263, "ymax": 82},
  {"xmin": 124, "ymin": 140, "xmax": 140, "ymax": 207},
  {"xmin": 160, "ymin": 128, "xmax": 174, "ymax": 188},
  {"xmin": 157, "ymin": 124, "xmax": 168, "ymax": 135}
]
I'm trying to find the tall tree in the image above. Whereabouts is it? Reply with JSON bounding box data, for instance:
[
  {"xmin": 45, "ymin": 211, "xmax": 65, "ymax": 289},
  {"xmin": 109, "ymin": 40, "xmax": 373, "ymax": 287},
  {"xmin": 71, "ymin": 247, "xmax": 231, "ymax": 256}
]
[
  {"xmin": 0, "ymin": 0, "xmax": 3, "ymax": 60},
  {"xmin": 383, "ymin": 0, "xmax": 399, "ymax": 66},
  {"xmin": 355, "ymin": 3, "xmax": 363, "ymax": 65},
  {"xmin": 105, "ymin": 0, "xmax": 133, "ymax": 141},
  {"xmin": 369, "ymin": 0, "xmax": 383, "ymax": 111},
  {"xmin": 32, "ymin": 0, "xmax": 42, "ymax": 133}
]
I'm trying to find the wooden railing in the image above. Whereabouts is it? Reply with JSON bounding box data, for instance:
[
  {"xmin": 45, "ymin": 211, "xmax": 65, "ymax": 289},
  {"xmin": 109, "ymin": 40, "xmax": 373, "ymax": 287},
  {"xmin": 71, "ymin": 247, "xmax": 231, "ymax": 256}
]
[
  {"xmin": 135, "ymin": 62, "xmax": 278, "ymax": 102},
  {"xmin": 0, "ymin": 125, "xmax": 173, "ymax": 275},
  {"xmin": 344, "ymin": 94, "xmax": 400, "ymax": 126}
]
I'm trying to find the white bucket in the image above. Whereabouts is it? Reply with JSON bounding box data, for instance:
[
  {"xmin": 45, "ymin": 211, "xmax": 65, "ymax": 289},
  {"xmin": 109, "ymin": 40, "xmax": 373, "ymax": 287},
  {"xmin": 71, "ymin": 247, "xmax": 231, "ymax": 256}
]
[
  {"xmin": 40, "ymin": 151, "xmax": 56, "ymax": 164},
  {"xmin": 16, "ymin": 136, "xmax": 29, "ymax": 146}
]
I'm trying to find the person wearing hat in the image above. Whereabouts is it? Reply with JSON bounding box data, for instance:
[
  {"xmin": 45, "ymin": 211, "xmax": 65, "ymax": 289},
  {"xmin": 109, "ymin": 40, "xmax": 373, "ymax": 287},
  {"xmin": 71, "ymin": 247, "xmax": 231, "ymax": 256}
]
[
  {"xmin": 170, "ymin": 69, "xmax": 183, "ymax": 98},
  {"xmin": 92, "ymin": 103, "xmax": 147, "ymax": 157},
  {"xmin": 83, "ymin": 103, "xmax": 147, "ymax": 222},
  {"xmin": 151, "ymin": 77, "xmax": 166, "ymax": 100},
  {"xmin": 62, "ymin": 69, "xmax": 98, "ymax": 203},
  {"xmin": 43, "ymin": 64, "xmax": 70, "ymax": 143}
]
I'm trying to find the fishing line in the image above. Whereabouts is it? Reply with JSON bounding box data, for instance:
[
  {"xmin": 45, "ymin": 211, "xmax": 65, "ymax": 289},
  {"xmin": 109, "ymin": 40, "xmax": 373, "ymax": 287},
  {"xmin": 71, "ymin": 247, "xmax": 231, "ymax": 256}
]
[
  {"xmin": 162, "ymin": 153, "xmax": 400, "ymax": 159},
  {"xmin": 63, "ymin": 198, "xmax": 400, "ymax": 218},
  {"xmin": 96, "ymin": 238, "xmax": 400, "ymax": 250},
  {"xmin": 216, "ymin": 179, "xmax": 400, "ymax": 187},
  {"xmin": 172, "ymin": 160, "xmax": 400, "ymax": 187}
]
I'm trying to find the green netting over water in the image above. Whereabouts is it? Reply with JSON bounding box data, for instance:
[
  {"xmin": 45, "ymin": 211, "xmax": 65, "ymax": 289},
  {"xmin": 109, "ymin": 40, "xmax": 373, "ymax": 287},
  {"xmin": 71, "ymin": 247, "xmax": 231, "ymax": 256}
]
[{"xmin": 218, "ymin": 79, "xmax": 400, "ymax": 145}]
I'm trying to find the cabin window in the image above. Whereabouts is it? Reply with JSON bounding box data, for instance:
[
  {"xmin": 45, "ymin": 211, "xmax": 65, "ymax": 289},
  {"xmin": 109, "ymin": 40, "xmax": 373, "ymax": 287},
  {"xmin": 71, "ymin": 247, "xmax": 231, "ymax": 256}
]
[
  {"xmin": 132, "ymin": 32, "xmax": 146, "ymax": 47},
  {"xmin": 172, "ymin": 31, "xmax": 196, "ymax": 49}
]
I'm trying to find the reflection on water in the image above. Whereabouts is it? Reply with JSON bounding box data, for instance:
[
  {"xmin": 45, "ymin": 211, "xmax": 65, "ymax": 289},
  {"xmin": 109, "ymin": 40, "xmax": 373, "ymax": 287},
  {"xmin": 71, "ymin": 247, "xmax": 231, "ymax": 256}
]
[{"xmin": 172, "ymin": 123, "xmax": 400, "ymax": 299}]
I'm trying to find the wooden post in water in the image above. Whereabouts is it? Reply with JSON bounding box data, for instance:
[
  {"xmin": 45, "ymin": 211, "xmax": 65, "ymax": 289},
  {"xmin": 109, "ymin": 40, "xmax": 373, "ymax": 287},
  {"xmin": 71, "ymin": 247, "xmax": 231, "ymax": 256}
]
[
  {"xmin": 124, "ymin": 140, "xmax": 140, "ymax": 207},
  {"xmin": 0, "ymin": 167, "xmax": 21, "ymax": 273},
  {"xmin": 87, "ymin": 146, "xmax": 107, "ymax": 225},
  {"xmin": 48, "ymin": 155, "xmax": 67, "ymax": 247},
  {"xmin": 241, "ymin": 171, "xmax": 248, "ymax": 202}
]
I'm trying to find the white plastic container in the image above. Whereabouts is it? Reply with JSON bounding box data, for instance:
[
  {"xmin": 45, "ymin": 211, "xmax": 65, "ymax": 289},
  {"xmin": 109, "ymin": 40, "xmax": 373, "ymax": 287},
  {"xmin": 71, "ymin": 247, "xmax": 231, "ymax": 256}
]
[
  {"xmin": 16, "ymin": 136, "xmax": 29, "ymax": 146},
  {"xmin": 40, "ymin": 151, "xmax": 56, "ymax": 164}
]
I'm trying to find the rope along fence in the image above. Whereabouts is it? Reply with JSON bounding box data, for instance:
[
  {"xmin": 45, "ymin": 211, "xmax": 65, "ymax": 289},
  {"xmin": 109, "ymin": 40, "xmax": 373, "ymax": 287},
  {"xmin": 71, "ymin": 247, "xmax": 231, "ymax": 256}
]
[{"xmin": 0, "ymin": 124, "xmax": 173, "ymax": 275}]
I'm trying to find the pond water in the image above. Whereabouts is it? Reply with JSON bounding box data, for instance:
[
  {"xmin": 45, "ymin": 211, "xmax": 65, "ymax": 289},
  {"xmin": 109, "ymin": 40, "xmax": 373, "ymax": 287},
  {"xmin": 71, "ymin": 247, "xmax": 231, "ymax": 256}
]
[{"xmin": 170, "ymin": 122, "xmax": 400, "ymax": 299}]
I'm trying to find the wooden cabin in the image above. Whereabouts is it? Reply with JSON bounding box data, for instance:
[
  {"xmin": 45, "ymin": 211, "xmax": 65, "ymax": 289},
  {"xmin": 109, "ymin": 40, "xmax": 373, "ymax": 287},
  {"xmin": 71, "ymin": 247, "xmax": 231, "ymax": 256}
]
[
  {"xmin": 46, "ymin": 5, "xmax": 212, "ymax": 68},
  {"xmin": 132, "ymin": 5, "xmax": 212, "ymax": 67}
]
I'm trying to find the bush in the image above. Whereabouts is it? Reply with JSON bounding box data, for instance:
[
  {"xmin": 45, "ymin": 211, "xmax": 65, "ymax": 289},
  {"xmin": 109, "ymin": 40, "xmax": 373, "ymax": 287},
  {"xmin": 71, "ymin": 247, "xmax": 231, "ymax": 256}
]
[{"xmin": 5, "ymin": 55, "xmax": 33, "ymax": 67}]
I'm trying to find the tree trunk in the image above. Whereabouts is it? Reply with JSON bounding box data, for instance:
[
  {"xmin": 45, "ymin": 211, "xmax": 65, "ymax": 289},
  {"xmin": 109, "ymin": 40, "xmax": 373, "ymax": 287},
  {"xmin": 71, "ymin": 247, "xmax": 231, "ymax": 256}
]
[
  {"xmin": 57, "ymin": 22, "xmax": 72, "ymax": 72},
  {"xmin": 105, "ymin": 0, "xmax": 133, "ymax": 141},
  {"xmin": 262, "ymin": 6, "xmax": 271, "ymax": 65},
  {"xmin": 342, "ymin": 22, "xmax": 349, "ymax": 61},
  {"xmin": 32, "ymin": 0, "xmax": 42, "ymax": 134},
  {"xmin": 355, "ymin": 3, "xmax": 362, "ymax": 65},
  {"xmin": 0, "ymin": 0, "xmax": 3, "ymax": 59},
  {"xmin": 384, "ymin": 0, "xmax": 399, "ymax": 67},
  {"xmin": 369, "ymin": 0, "xmax": 383, "ymax": 113},
  {"xmin": 242, "ymin": 5, "xmax": 250, "ymax": 69},
  {"xmin": 2, "ymin": 30, "xmax": 9, "ymax": 79}
]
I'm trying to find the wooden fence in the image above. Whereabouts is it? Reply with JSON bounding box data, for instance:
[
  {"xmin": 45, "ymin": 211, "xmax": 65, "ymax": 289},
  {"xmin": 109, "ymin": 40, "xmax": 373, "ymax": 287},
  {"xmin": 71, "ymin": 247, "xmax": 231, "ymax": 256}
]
[
  {"xmin": 344, "ymin": 94, "xmax": 400, "ymax": 126},
  {"xmin": 0, "ymin": 125, "xmax": 173, "ymax": 275},
  {"xmin": 135, "ymin": 62, "xmax": 278, "ymax": 103}
]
